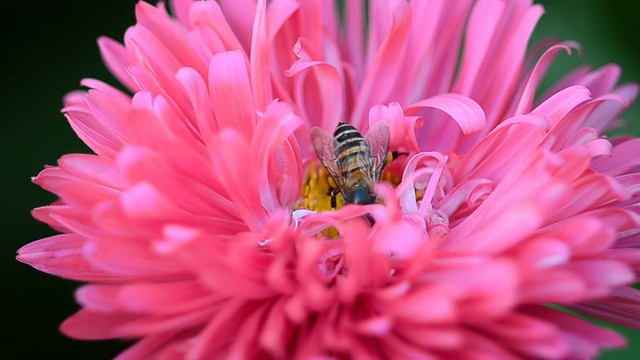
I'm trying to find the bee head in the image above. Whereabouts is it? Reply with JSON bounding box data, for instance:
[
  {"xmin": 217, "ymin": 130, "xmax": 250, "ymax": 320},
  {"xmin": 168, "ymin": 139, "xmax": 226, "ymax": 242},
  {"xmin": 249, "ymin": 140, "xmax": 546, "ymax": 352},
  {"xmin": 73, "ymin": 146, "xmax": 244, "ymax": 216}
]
[{"xmin": 348, "ymin": 188, "xmax": 375, "ymax": 205}]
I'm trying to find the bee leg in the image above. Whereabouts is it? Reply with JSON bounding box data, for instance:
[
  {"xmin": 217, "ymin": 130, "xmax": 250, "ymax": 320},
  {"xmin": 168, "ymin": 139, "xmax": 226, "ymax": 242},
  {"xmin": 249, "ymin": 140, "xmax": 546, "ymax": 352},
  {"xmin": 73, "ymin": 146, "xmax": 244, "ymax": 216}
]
[
  {"xmin": 330, "ymin": 188, "xmax": 340, "ymax": 209},
  {"xmin": 364, "ymin": 213, "xmax": 375, "ymax": 226},
  {"xmin": 391, "ymin": 151, "xmax": 409, "ymax": 160}
]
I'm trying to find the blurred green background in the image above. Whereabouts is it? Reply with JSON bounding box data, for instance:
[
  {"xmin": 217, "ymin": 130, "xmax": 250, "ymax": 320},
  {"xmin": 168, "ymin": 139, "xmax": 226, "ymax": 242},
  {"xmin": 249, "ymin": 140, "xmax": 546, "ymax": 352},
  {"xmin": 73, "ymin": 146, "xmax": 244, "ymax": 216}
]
[{"xmin": 1, "ymin": 1, "xmax": 639, "ymax": 359}]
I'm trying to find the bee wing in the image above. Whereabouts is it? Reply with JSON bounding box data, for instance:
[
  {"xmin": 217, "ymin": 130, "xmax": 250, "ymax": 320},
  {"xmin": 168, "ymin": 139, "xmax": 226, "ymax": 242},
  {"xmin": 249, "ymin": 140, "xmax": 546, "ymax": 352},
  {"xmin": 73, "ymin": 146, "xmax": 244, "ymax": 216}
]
[
  {"xmin": 311, "ymin": 126, "xmax": 346, "ymax": 189},
  {"xmin": 364, "ymin": 121, "xmax": 390, "ymax": 180}
]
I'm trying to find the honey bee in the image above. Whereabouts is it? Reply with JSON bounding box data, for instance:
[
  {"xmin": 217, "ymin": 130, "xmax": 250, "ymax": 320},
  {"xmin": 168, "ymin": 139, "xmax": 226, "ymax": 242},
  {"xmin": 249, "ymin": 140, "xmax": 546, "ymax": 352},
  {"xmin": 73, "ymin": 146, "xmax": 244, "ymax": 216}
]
[{"xmin": 311, "ymin": 121, "xmax": 390, "ymax": 209}]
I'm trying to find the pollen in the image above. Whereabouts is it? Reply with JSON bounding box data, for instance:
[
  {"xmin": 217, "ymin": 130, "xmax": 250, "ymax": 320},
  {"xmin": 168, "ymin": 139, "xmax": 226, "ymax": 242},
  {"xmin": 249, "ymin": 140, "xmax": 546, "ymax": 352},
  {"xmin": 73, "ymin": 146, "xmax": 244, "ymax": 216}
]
[
  {"xmin": 297, "ymin": 162, "xmax": 344, "ymax": 212},
  {"xmin": 296, "ymin": 158, "xmax": 404, "ymax": 239},
  {"xmin": 296, "ymin": 158, "xmax": 403, "ymax": 213}
]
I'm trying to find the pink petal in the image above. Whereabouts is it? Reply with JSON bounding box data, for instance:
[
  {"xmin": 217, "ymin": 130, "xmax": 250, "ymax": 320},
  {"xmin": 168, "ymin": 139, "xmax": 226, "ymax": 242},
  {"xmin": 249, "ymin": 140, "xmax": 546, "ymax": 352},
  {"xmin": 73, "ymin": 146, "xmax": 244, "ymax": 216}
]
[
  {"xmin": 520, "ymin": 271, "xmax": 589, "ymax": 304},
  {"xmin": 405, "ymin": 93, "xmax": 486, "ymax": 152},
  {"xmin": 208, "ymin": 50, "xmax": 256, "ymax": 139},
  {"xmin": 258, "ymin": 300, "xmax": 292, "ymax": 357},
  {"xmin": 251, "ymin": 101, "xmax": 303, "ymax": 208},
  {"xmin": 249, "ymin": 0, "xmax": 271, "ymax": 111},
  {"xmin": 217, "ymin": 0, "xmax": 256, "ymax": 51},
  {"xmin": 539, "ymin": 217, "xmax": 616, "ymax": 255},
  {"xmin": 475, "ymin": 312, "xmax": 569, "ymax": 359},
  {"xmin": 116, "ymin": 305, "xmax": 218, "ymax": 338},
  {"xmin": 350, "ymin": 0, "xmax": 411, "ymax": 128},
  {"xmin": 115, "ymin": 331, "xmax": 194, "ymax": 360},
  {"xmin": 592, "ymin": 138, "xmax": 640, "ymax": 176},
  {"xmin": 285, "ymin": 40, "xmax": 344, "ymax": 131},
  {"xmin": 175, "ymin": 67, "xmax": 218, "ymax": 147},
  {"xmin": 343, "ymin": 0, "xmax": 365, "ymax": 80},
  {"xmin": 394, "ymin": 325, "xmax": 464, "ymax": 350},
  {"xmin": 88, "ymin": 280, "xmax": 215, "ymax": 315},
  {"xmin": 399, "ymin": 0, "xmax": 465, "ymax": 104},
  {"xmin": 515, "ymin": 42, "xmax": 581, "ymax": 115},
  {"xmin": 61, "ymin": 309, "xmax": 141, "ymax": 340},
  {"xmin": 532, "ymin": 85, "xmax": 592, "ymax": 127},
  {"xmin": 187, "ymin": 0, "xmax": 246, "ymax": 59},
  {"xmin": 452, "ymin": 116, "xmax": 549, "ymax": 182},
  {"xmin": 82, "ymin": 77, "xmax": 131, "ymax": 122},
  {"xmin": 382, "ymin": 287, "xmax": 456, "ymax": 323},
  {"xmin": 132, "ymin": 92, "xmax": 200, "ymax": 150},
  {"xmin": 33, "ymin": 166, "xmax": 120, "ymax": 209},
  {"xmin": 528, "ymin": 306, "xmax": 627, "ymax": 357},
  {"xmin": 97, "ymin": 37, "xmax": 139, "ymax": 91},
  {"xmin": 579, "ymin": 63, "xmax": 622, "ymax": 98},
  {"xmin": 565, "ymin": 260, "xmax": 634, "ymax": 288},
  {"xmin": 57, "ymin": 154, "xmax": 123, "ymax": 190},
  {"xmin": 571, "ymin": 286, "xmax": 640, "ymax": 329},
  {"xmin": 31, "ymin": 204, "xmax": 83, "ymax": 234},
  {"xmin": 135, "ymin": 1, "xmax": 206, "ymax": 74},
  {"xmin": 168, "ymin": 0, "xmax": 192, "ymax": 25},
  {"xmin": 63, "ymin": 102, "xmax": 123, "ymax": 158},
  {"xmin": 548, "ymin": 172, "xmax": 629, "ymax": 223},
  {"xmin": 208, "ymin": 130, "xmax": 266, "ymax": 231},
  {"xmin": 123, "ymin": 25, "xmax": 185, "ymax": 94},
  {"xmin": 510, "ymin": 238, "xmax": 571, "ymax": 273},
  {"xmin": 369, "ymin": 102, "xmax": 421, "ymax": 153},
  {"xmin": 186, "ymin": 299, "xmax": 247, "ymax": 359},
  {"xmin": 453, "ymin": 0, "xmax": 506, "ymax": 96},
  {"xmin": 17, "ymin": 234, "xmax": 115, "ymax": 282},
  {"xmin": 478, "ymin": 2, "xmax": 543, "ymax": 121}
]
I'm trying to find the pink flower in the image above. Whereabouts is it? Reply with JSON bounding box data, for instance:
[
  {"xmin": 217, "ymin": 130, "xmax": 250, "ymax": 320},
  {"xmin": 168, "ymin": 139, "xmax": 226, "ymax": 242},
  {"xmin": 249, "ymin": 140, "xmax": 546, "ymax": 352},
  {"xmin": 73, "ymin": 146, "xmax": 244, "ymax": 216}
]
[{"xmin": 18, "ymin": 0, "xmax": 640, "ymax": 359}]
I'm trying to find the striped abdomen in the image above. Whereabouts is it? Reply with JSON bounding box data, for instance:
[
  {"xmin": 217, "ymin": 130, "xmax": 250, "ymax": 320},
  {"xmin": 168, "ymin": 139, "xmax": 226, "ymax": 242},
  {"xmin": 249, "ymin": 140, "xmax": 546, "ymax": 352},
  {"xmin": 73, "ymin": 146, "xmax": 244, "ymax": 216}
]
[{"xmin": 333, "ymin": 122, "xmax": 369, "ymax": 180}]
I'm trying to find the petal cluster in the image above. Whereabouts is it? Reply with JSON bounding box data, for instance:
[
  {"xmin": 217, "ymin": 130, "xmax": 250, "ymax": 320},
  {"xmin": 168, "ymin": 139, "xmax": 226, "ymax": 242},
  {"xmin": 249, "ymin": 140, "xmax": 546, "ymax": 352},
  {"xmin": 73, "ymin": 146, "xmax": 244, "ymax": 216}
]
[{"xmin": 18, "ymin": 0, "xmax": 640, "ymax": 359}]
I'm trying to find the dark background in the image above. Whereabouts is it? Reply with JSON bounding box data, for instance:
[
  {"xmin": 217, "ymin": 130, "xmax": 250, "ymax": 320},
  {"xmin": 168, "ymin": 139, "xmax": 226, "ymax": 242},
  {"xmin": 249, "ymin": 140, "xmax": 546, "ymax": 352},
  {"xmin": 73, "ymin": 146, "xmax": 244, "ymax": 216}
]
[{"xmin": 1, "ymin": 1, "xmax": 639, "ymax": 359}]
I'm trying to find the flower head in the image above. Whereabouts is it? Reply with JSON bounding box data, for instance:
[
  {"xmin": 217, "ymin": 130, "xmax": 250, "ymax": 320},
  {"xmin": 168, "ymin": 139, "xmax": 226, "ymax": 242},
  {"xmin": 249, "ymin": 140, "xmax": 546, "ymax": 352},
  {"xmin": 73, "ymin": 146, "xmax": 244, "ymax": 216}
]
[{"xmin": 18, "ymin": 0, "xmax": 640, "ymax": 359}]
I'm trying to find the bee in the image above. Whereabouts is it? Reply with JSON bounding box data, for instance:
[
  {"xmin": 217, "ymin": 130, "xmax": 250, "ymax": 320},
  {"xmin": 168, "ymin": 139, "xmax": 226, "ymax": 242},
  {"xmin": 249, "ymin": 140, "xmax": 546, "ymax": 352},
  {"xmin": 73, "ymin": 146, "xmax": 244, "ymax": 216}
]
[{"xmin": 311, "ymin": 121, "xmax": 390, "ymax": 209}]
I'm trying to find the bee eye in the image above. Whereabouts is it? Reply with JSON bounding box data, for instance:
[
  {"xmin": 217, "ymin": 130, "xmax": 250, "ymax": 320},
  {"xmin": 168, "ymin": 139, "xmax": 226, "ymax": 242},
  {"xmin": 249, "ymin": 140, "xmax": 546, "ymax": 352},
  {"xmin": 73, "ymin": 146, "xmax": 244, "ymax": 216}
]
[{"xmin": 351, "ymin": 189, "xmax": 373, "ymax": 205}]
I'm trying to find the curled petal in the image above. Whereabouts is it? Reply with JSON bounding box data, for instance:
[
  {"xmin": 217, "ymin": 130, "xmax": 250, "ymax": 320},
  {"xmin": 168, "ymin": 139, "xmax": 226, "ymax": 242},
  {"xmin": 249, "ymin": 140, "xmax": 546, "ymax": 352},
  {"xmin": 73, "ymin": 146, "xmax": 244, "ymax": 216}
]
[{"xmin": 406, "ymin": 93, "xmax": 486, "ymax": 135}]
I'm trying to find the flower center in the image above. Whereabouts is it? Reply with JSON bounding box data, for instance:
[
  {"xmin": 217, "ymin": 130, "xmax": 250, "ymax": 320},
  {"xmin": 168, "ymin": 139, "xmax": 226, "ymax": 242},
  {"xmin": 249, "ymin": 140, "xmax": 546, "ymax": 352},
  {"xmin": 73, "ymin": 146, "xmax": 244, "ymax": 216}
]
[
  {"xmin": 297, "ymin": 161, "xmax": 342, "ymax": 212},
  {"xmin": 296, "ymin": 154, "xmax": 403, "ymax": 213}
]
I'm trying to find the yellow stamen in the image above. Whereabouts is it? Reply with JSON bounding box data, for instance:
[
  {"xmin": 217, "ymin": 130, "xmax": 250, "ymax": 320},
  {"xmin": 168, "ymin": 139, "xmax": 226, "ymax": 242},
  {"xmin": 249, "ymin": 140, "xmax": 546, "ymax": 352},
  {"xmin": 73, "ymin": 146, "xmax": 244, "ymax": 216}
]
[
  {"xmin": 296, "ymin": 156, "xmax": 403, "ymax": 213},
  {"xmin": 296, "ymin": 156, "xmax": 407, "ymax": 238},
  {"xmin": 297, "ymin": 162, "xmax": 344, "ymax": 212}
]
